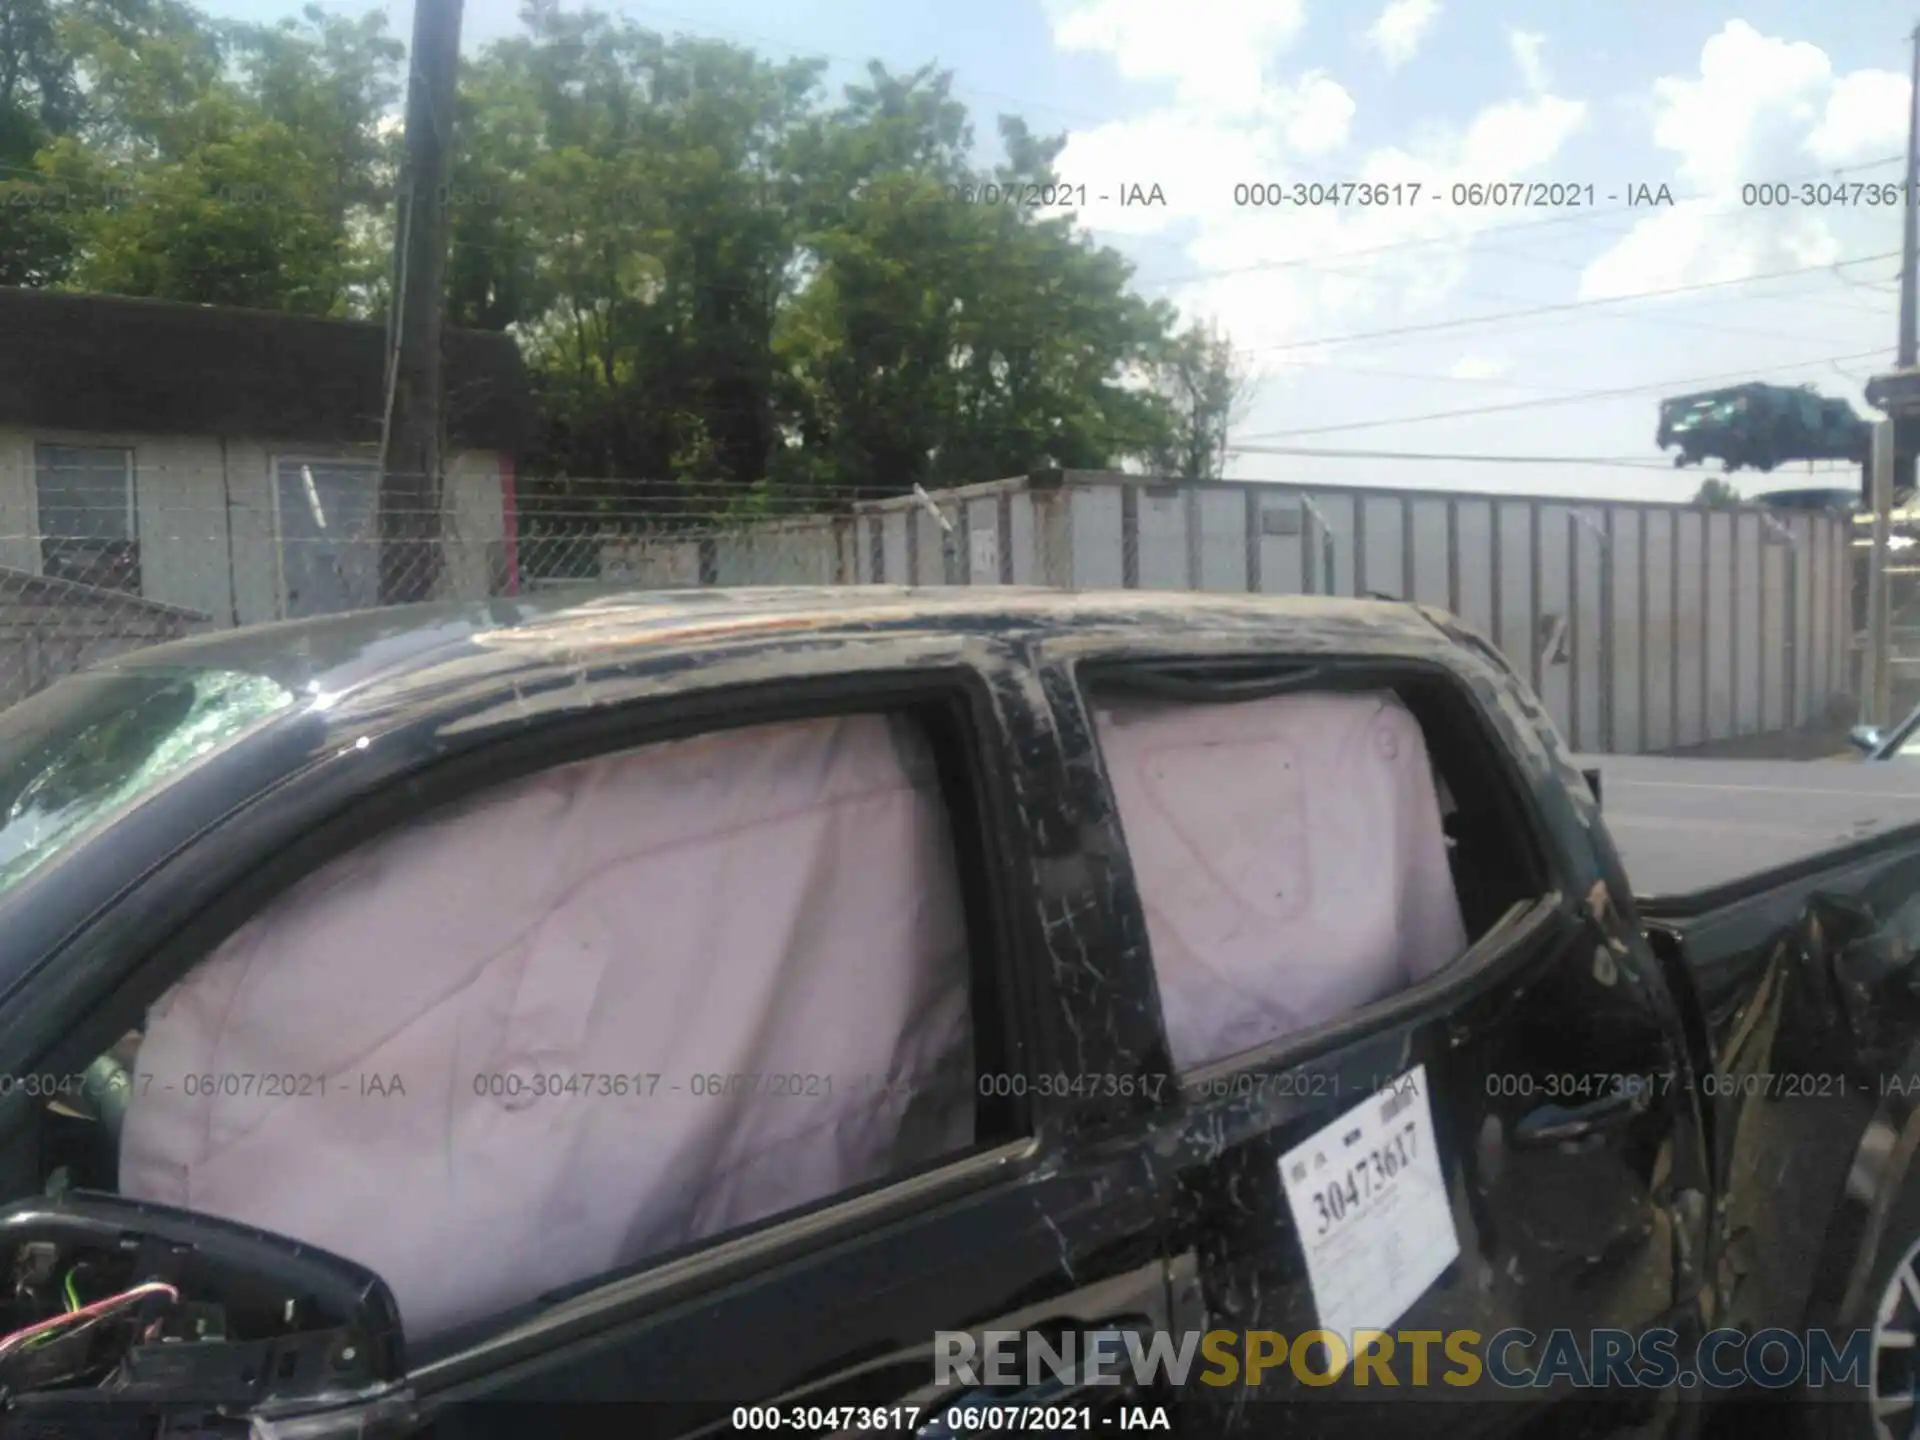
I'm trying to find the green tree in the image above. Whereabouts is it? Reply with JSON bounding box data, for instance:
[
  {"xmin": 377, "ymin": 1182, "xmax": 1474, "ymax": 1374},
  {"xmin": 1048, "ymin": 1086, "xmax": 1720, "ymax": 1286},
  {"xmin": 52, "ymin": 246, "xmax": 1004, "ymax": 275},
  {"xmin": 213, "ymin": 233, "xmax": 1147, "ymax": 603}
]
[
  {"xmin": 1692, "ymin": 476, "xmax": 1741, "ymax": 509},
  {"xmin": 0, "ymin": 0, "xmax": 85, "ymax": 284},
  {"xmin": 40, "ymin": 0, "xmax": 397, "ymax": 312},
  {"xmin": 773, "ymin": 73, "xmax": 1174, "ymax": 497},
  {"xmin": 1140, "ymin": 320, "xmax": 1256, "ymax": 480},
  {"xmin": 448, "ymin": 8, "xmax": 822, "ymax": 510},
  {"xmin": 7, "ymin": 0, "xmax": 1190, "ymax": 523},
  {"xmin": 225, "ymin": 5, "xmax": 402, "ymax": 311}
]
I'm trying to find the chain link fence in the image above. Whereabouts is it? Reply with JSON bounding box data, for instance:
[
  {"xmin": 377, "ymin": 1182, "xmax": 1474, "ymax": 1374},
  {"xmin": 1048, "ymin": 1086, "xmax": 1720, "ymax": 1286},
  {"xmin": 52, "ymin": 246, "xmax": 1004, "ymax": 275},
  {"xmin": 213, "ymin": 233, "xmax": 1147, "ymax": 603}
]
[
  {"xmin": 0, "ymin": 465, "xmax": 929, "ymax": 711},
  {"xmin": 0, "ymin": 464, "xmax": 1865, "ymax": 758}
]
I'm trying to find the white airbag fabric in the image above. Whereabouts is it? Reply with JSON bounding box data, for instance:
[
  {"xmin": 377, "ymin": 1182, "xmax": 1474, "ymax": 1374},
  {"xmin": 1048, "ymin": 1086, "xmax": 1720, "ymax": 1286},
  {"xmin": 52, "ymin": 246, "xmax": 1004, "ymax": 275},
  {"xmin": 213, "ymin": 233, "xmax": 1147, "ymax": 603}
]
[
  {"xmin": 1094, "ymin": 689, "xmax": 1467, "ymax": 1071},
  {"xmin": 119, "ymin": 714, "xmax": 975, "ymax": 1340}
]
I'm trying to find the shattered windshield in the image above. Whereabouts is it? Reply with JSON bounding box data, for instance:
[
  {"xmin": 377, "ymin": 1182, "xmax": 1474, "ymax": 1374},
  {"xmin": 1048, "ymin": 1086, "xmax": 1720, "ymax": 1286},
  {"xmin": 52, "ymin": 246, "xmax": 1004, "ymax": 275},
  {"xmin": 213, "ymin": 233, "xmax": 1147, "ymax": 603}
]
[{"xmin": 0, "ymin": 670, "xmax": 294, "ymax": 895}]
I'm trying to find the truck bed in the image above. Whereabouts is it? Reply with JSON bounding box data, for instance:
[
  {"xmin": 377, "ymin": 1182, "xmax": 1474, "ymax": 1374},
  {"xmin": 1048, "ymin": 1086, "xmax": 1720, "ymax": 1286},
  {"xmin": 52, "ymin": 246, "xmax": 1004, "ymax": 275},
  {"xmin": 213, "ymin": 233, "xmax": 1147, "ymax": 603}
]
[{"xmin": 1570, "ymin": 753, "xmax": 1920, "ymax": 901}]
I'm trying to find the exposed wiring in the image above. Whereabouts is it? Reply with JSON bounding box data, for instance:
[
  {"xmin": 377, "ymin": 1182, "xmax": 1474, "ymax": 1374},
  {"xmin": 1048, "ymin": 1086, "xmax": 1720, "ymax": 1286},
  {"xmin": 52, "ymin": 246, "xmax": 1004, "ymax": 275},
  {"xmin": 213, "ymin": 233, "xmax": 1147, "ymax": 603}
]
[
  {"xmin": 13, "ymin": 1270, "xmax": 84, "ymax": 1351},
  {"xmin": 0, "ymin": 1281, "xmax": 179, "ymax": 1359}
]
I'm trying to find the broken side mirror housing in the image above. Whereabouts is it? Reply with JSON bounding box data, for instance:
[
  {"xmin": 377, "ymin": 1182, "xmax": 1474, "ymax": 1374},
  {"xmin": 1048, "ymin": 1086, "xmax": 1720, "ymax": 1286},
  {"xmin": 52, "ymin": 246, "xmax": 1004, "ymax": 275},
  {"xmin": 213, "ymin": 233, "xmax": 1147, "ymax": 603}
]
[{"xmin": 0, "ymin": 1191, "xmax": 408, "ymax": 1428}]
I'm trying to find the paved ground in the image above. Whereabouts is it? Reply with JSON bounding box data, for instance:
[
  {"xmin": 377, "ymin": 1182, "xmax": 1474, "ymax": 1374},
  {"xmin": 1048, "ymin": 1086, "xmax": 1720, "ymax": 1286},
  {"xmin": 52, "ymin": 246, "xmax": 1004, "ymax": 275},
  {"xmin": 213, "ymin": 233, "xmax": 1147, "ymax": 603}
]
[
  {"xmin": 1647, "ymin": 680, "xmax": 1920, "ymax": 763},
  {"xmin": 1574, "ymin": 751, "xmax": 1920, "ymax": 897},
  {"xmin": 1654, "ymin": 722, "xmax": 1858, "ymax": 762},
  {"xmin": 1658, "ymin": 725, "xmax": 1850, "ymax": 760}
]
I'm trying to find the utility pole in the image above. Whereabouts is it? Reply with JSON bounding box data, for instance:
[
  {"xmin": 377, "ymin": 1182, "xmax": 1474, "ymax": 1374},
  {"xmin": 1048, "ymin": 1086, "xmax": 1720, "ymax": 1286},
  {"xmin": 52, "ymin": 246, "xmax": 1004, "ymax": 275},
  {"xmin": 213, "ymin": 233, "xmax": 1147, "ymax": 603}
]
[
  {"xmin": 1900, "ymin": 22, "xmax": 1920, "ymax": 512},
  {"xmin": 1903, "ymin": 24, "xmax": 1920, "ymax": 384},
  {"xmin": 1860, "ymin": 25, "xmax": 1920, "ymax": 725},
  {"xmin": 1867, "ymin": 419, "xmax": 1896, "ymax": 727},
  {"xmin": 377, "ymin": 0, "xmax": 464, "ymax": 605}
]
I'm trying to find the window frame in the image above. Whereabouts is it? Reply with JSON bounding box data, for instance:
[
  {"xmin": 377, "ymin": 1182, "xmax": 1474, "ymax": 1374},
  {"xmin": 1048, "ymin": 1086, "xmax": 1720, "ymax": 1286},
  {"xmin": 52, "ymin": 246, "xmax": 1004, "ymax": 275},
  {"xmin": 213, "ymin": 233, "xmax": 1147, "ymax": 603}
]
[
  {"xmin": 1069, "ymin": 649, "xmax": 1569, "ymax": 1085},
  {"xmin": 32, "ymin": 442, "xmax": 139, "ymax": 594},
  {"xmin": 269, "ymin": 452, "xmax": 382, "ymax": 620},
  {"xmin": 5, "ymin": 660, "xmax": 1050, "ymax": 1364}
]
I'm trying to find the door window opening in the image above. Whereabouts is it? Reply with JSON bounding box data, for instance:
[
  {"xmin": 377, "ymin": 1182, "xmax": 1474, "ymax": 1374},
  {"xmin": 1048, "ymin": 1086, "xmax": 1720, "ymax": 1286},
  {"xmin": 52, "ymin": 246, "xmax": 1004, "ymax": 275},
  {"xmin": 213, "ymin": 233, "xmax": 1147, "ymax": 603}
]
[{"xmin": 1084, "ymin": 662, "xmax": 1549, "ymax": 1072}]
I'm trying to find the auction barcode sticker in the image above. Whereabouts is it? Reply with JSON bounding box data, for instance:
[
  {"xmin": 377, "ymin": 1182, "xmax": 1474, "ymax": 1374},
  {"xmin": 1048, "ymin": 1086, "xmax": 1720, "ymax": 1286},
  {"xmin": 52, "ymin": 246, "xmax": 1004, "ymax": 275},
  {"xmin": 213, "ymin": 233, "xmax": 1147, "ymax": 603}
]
[{"xmin": 1276, "ymin": 1063, "xmax": 1459, "ymax": 1343}]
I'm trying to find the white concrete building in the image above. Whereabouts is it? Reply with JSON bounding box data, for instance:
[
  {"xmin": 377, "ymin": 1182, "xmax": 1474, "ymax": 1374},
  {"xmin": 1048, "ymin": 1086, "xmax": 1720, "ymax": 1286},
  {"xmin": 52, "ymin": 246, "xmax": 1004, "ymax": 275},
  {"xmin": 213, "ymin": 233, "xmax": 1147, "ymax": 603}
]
[{"xmin": 0, "ymin": 287, "xmax": 533, "ymax": 630}]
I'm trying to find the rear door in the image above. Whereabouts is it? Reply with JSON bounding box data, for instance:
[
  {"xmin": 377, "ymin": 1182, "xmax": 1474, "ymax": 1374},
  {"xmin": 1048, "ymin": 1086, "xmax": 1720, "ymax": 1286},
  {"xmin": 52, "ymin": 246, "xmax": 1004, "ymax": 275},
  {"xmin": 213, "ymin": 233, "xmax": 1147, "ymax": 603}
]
[{"xmin": 1035, "ymin": 642, "xmax": 1713, "ymax": 1438}]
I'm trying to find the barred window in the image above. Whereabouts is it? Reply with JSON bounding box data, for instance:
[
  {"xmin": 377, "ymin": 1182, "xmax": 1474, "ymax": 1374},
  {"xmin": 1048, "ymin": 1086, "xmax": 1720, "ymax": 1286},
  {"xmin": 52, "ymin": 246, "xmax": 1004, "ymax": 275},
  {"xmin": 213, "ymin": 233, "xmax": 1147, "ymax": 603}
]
[{"xmin": 35, "ymin": 445, "xmax": 139, "ymax": 594}]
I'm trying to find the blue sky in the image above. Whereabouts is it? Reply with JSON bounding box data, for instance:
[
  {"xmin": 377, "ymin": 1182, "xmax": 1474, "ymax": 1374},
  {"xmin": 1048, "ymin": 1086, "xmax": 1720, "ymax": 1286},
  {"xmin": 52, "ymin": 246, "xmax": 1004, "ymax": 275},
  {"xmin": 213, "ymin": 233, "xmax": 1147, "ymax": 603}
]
[{"xmin": 208, "ymin": 0, "xmax": 1920, "ymax": 500}]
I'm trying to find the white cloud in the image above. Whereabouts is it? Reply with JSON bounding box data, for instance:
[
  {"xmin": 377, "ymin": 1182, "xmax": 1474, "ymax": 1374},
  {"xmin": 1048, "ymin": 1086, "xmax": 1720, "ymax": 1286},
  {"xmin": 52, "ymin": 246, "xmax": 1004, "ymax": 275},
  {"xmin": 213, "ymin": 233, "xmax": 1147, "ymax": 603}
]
[
  {"xmin": 1448, "ymin": 354, "xmax": 1512, "ymax": 381},
  {"xmin": 1509, "ymin": 30, "xmax": 1547, "ymax": 94},
  {"xmin": 1279, "ymin": 72, "xmax": 1357, "ymax": 156},
  {"xmin": 1366, "ymin": 0, "xmax": 1440, "ymax": 70},
  {"xmin": 1807, "ymin": 69, "xmax": 1911, "ymax": 165},
  {"xmin": 1048, "ymin": 0, "xmax": 1308, "ymax": 113},
  {"xmin": 1581, "ymin": 21, "xmax": 1910, "ymax": 301},
  {"xmin": 1061, "ymin": 88, "xmax": 1587, "ymax": 365},
  {"xmin": 1055, "ymin": 111, "xmax": 1270, "ymax": 235},
  {"xmin": 1045, "ymin": 0, "xmax": 1592, "ymax": 423}
]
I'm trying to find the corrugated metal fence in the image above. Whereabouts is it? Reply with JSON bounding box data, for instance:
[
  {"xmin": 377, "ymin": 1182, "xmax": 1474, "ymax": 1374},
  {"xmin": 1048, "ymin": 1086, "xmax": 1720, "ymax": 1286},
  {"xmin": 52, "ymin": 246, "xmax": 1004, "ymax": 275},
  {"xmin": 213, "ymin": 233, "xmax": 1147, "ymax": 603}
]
[
  {"xmin": 614, "ymin": 471, "xmax": 1853, "ymax": 757},
  {"xmin": 534, "ymin": 471, "xmax": 1859, "ymax": 756}
]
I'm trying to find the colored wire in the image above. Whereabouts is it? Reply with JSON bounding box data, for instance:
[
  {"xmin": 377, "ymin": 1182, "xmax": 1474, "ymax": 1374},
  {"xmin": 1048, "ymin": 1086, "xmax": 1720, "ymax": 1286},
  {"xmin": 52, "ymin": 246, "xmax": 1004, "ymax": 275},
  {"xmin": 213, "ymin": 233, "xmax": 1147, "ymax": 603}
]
[{"xmin": 0, "ymin": 1281, "xmax": 179, "ymax": 1359}]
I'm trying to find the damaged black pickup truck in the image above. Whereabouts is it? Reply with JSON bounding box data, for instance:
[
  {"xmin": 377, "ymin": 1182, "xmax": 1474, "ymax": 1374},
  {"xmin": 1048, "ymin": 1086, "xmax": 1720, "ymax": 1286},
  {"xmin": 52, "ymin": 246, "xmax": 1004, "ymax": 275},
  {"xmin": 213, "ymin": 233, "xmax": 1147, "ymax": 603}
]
[{"xmin": 3, "ymin": 586, "xmax": 1920, "ymax": 1440}]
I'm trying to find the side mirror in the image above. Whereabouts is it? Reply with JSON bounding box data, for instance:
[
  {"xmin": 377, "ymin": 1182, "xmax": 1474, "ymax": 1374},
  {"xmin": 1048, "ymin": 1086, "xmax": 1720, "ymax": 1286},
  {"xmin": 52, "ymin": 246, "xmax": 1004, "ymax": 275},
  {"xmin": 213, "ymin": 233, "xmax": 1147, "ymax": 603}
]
[
  {"xmin": 0, "ymin": 1191, "xmax": 407, "ymax": 1422},
  {"xmin": 1851, "ymin": 724, "xmax": 1884, "ymax": 754}
]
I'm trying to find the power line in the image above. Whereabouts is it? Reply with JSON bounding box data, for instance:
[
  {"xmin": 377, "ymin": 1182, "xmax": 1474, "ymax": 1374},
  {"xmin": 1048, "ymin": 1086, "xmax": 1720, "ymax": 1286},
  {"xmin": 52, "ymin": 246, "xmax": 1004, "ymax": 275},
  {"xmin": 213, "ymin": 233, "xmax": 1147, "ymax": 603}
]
[
  {"xmin": 10, "ymin": 19, "xmax": 1901, "ymax": 387},
  {"xmin": 10, "ymin": 3, "xmax": 1902, "ymax": 324},
  {"xmin": 1226, "ymin": 443, "xmax": 1679, "ymax": 469},
  {"xmin": 1237, "ymin": 345, "xmax": 1894, "ymax": 440},
  {"xmin": 1130, "ymin": 154, "xmax": 1907, "ymax": 294},
  {"xmin": 1229, "ymin": 252, "xmax": 1899, "ymax": 358},
  {"xmin": 624, "ymin": 2, "xmax": 1907, "ymax": 283},
  {"xmin": 1228, "ymin": 441, "xmax": 1861, "ymax": 474},
  {"xmin": 452, "ymin": 219, "xmax": 1897, "ymax": 369},
  {"xmin": 1223, "ymin": 241, "xmax": 1892, "ymax": 353},
  {"xmin": 446, "ymin": 0, "xmax": 1915, "ymax": 335},
  {"xmin": 440, "ymin": 215, "xmax": 1889, "ymax": 352},
  {"xmin": 1264, "ymin": 355, "xmax": 1605, "ymax": 396},
  {"xmin": 428, "ymin": 151, "xmax": 1904, "ymax": 330}
]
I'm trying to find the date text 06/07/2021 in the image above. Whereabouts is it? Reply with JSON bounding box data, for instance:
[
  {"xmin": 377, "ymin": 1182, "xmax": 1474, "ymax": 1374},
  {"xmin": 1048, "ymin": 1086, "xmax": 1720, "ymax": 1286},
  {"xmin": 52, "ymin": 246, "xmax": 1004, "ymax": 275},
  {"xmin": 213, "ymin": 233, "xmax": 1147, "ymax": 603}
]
[
  {"xmin": 0, "ymin": 1068, "xmax": 1162, "ymax": 1104},
  {"xmin": 728, "ymin": 1403, "xmax": 1174, "ymax": 1432},
  {"xmin": 11, "ymin": 1067, "xmax": 1905, "ymax": 1105},
  {"xmin": 0, "ymin": 1070, "xmax": 920, "ymax": 1103},
  {"xmin": 1227, "ymin": 182, "xmax": 1680, "ymax": 209},
  {"xmin": 1482, "ymin": 1070, "xmax": 1913, "ymax": 1101}
]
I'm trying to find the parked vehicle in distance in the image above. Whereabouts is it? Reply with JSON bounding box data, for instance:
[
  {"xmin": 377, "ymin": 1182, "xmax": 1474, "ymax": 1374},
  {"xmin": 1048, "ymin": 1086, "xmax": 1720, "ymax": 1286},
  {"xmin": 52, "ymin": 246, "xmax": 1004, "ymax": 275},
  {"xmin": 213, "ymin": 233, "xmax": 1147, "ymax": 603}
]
[
  {"xmin": 1657, "ymin": 382, "xmax": 1868, "ymax": 473},
  {"xmin": 6, "ymin": 587, "xmax": 1920, "ymax": 1438}
]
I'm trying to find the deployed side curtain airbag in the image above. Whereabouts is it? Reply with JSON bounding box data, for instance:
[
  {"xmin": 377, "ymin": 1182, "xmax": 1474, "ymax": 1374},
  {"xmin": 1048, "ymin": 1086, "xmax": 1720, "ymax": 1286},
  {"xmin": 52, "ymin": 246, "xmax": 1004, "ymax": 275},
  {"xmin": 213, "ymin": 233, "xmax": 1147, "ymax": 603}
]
[
  {"xmin": 119, "ymin": 714, "xmax": 976, "ymax": 1339},
  {"xmin": 1093, "ymin": 689, "xmax": 1468, "ymax": 1071}
]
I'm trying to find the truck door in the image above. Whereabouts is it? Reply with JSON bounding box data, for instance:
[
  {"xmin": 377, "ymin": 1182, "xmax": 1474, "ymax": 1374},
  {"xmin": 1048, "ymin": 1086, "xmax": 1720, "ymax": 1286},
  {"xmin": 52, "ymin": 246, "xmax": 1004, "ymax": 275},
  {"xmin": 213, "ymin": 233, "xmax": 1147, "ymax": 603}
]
[{"xmin": 1036, "ymin": 646, "xmax": 1714, "ymax": 1438}]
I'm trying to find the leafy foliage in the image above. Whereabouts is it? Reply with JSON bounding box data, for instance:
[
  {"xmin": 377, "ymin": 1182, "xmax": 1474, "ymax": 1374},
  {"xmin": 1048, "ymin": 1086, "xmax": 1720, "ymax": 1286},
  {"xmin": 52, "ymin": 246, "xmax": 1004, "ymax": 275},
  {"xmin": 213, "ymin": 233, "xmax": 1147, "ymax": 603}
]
[
  {"xmin": 1691, "ymin": 477, "xmax": 1741, "ymax": 509},
  {"xmin": 1140, "ymin": 320, "xmax": 1257, "ymax": 482},
  {"xmin": 1, "ymin": 0, "xmax": 1246, "ymax": 517},
  {"xmin": 0, "ymin": 0, "xmax": 86, "ymax": 284}
]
